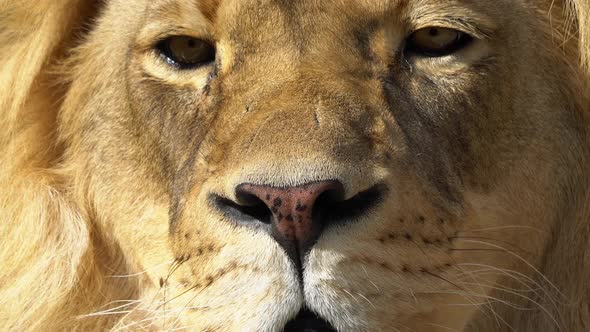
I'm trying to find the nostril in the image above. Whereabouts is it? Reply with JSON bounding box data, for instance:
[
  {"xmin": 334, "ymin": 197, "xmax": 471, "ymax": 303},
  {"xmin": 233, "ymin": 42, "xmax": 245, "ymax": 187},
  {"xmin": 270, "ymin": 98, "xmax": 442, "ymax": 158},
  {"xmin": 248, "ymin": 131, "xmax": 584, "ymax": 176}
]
[
  {"xmin": 316, "ymin": 183, "xmax": 386, "ymax": 225},
  {"xmin": 234, "ymin": 189, "xmax": 264, "ymax": 207},
  {"xmin": 211, "ymin": 193, "xmax": 273, "ymax": 225},
  {"xmin": 315, "ymin": 183, "xmax": 345, "ymax": 203}
]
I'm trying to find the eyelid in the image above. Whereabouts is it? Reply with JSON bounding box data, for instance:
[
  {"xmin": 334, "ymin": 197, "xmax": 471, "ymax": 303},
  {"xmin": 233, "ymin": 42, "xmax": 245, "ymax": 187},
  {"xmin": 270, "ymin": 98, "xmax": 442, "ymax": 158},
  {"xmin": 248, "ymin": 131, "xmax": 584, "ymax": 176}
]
[
  {"xmin": 153, "ymin": 32, "xmax": 215, "ymax": 48},
  {"xmin": 409, "ymin": 16, "xmax": 495, "ymax": 41},
  {"xmin": 134, "ymin": 23, "xmax": 214, "ymax": 53}
]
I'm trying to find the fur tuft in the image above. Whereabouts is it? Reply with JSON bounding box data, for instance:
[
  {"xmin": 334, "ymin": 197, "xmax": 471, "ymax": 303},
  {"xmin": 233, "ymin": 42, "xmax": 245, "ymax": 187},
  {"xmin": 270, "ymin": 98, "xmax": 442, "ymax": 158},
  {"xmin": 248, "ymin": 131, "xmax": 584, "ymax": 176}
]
[
  {"xmin": 0, "ymin": 175, "xmax": 89, "ymax": 330},
  {"xmin": 571, "ymin": 0, "xmax": 590, "ymax": 72}
]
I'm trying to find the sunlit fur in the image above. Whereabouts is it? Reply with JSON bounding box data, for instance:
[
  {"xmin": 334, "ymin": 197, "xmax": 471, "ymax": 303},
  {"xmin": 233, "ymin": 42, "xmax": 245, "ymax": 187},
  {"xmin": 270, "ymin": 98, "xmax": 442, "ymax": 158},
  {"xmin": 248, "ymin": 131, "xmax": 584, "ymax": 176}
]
[{"xmin": 1, "ymin": 0, "xmax": 589, "ymax": 331}]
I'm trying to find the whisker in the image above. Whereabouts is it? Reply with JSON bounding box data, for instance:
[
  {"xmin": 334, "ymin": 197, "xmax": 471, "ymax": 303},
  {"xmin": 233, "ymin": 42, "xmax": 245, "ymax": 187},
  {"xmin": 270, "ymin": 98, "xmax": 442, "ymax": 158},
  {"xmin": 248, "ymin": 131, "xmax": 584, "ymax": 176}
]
[
  {"xmin": 428, "ymin": 262, "xmax": 516, "ymax": 332},
  {"xmin": 167, "ymin": 285, "xmax": 209, "ymax": 329},
  {"xmin": 424, "ymin": 267, "xmax": 502, "ymax": 325},
  {"xmin": 361, "ymin": 265, "xmax": 381, "ymax": 292},
  {"xmin": 459, "ymin": 225, "xmax": 545, "ymax": 234},
  {"xmin": 342, "ymin": 287, "xmax": 359, "ymax": 303},
  {"xmin": 453, "ymin": 266, "xmax": 563, "ymax": 332},
  {"xmin": 112, "ymin": 313, "xmax": 179, "ymax": 331},
  {"xmin": 108, "ymin": 260, "xmax": 174, "ymax": 278},
  {"xmin": 456, "ymin": 267, "xmax": 546, "ymax": 294},
  {"xmin": 450, "ymin": 248, "xmax": 513, "ymax": 252},
  {"xmin": 79, "ymin": 301, "xmax": 142, "ymax": 318},
  {"xmin": 160, "ymin": 255, "xmax": 190, "ymax": 325},
  {"xmin": 450, "ymin": 236, "xmax": 533, "ymax": 255},
  {"xmin": 460, "ymin": 263, "xmax": 566, "ymax": 307},
  {"xmin": 405, "ymin": 234, "xmax": 495, "ymax": 320},
  {"xmin": 459, "ymin": 240, "xmax": 567, "ymax": 299},
  {"xmin": 422, "ymin": 322, "xmax": 461, "ymax": 331},
  {"xmin": 419, "ymin": 290, "xmax": 529, "ymax": 311},
  {"xmin": 456, "ymin": 263, "xmax": 566, "ymax": 319},
  {"xmin": 468, "ymin": 279, "xmax": 563, "ymax": 332},
  {"xmin": 456, "ymin": 271, "xmax": 542, "ymax": 293},
  {"xmin": 409, "ymin": 238, "xmax": 434, "ymax": 267},
  {"xmin": 157, "ymin": 284, "xmax": 199, "ymax": 310},
  {"xmin": 424, "ymin": 270, "xmax": 466, "ymax": 292}
]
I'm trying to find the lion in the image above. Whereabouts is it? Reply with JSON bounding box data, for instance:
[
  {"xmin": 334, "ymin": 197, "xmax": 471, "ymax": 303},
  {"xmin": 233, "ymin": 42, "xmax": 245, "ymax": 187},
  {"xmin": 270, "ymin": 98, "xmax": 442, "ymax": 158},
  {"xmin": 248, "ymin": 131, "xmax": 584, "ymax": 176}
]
[{"xmin": 1, "ymin": 0, "xmax": 589, "ymax": 331}]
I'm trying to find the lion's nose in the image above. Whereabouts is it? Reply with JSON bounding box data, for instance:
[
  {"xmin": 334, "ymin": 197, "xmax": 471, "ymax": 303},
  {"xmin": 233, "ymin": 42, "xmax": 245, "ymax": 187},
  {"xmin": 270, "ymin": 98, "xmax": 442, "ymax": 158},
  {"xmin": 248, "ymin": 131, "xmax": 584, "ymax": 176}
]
[
  {"xmin": 212, "ymin": 180, "xmax": 384, "ymax": 270},
  {"xmin": 236, "ymin": 181, "xmax": 344, "ymax": 268}
]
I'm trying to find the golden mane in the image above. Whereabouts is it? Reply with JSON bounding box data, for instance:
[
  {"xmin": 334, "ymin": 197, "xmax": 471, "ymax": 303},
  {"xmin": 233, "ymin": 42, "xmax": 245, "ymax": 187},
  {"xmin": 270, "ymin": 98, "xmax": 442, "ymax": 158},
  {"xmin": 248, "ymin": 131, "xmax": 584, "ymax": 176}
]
[
  {"xmin": 0, "ymin": 2, "xmax": 105, "ymax": 330},
  {"xmin": 0, "ymin": 0, "xmax": 589, "ymax": 330},
  {"xmin": 572, "ymin": 0, "xmax": 590, "ymax": 72}
]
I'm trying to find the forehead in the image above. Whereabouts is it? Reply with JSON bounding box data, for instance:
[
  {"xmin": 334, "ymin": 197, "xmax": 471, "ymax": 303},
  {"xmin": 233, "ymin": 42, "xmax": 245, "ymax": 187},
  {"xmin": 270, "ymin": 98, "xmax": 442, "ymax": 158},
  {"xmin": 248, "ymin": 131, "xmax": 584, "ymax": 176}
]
[
  {"xmin": 145, "ymin": 0, "xmax": 501, "ymax": 30},
  {"xmin": 149, "ymin": 0, "xmax": 407, "ymax": 16}
]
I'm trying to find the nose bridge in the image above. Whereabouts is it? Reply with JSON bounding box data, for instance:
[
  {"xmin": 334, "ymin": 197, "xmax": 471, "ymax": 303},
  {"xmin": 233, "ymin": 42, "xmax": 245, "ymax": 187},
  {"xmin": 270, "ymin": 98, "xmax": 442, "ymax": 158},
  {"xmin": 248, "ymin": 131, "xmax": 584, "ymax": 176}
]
[
  {"xmin": 235, "ymin": 85, "xmax": 329, "ymax": 153},
  {"xmin": 218, "ymin": 75, "xmax": 377, "ymax": 196},
  {"xmin": 238, "ymin": 89, "xmax": 371, "ymax": 167},
  {"xmin": 238, "ymin": 66, "xmax": 366, "ymax": 133}
]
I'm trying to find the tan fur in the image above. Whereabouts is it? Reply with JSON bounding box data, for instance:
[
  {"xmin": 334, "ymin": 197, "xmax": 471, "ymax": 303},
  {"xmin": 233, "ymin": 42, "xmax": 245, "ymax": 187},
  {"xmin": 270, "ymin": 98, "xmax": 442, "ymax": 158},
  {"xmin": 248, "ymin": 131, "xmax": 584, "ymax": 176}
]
[{"xmin": 1, "ymin": 0, "xmax": 590, "ymax": 331}]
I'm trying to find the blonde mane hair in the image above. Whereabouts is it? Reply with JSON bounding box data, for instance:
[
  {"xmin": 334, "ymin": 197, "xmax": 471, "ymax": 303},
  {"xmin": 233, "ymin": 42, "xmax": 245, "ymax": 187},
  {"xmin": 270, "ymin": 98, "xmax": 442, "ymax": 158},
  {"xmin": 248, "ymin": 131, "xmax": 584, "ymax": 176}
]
[{"xmin": 0, "ymin": 0, "xmax": 589, "ymax": 330}]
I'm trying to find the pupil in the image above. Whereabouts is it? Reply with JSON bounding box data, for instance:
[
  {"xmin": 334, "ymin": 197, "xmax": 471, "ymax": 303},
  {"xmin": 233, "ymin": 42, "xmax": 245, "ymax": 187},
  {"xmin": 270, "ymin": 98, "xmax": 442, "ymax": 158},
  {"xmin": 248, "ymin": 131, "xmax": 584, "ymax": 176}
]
[
  {"xmin": 187, "ymin": 39, "xmax": 196, "ymax": 48},
  {"xmin": 428, "ymin": 28, "xmax": 439, "ymax": 37}
]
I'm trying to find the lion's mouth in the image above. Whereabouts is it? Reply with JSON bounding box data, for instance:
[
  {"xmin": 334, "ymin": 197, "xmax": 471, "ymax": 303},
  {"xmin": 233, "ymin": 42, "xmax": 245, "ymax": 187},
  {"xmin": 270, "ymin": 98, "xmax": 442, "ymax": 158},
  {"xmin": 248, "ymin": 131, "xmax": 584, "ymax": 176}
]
[{"xmin": 283, "ymin": 308, "xmax": 337, "ymax": 332}]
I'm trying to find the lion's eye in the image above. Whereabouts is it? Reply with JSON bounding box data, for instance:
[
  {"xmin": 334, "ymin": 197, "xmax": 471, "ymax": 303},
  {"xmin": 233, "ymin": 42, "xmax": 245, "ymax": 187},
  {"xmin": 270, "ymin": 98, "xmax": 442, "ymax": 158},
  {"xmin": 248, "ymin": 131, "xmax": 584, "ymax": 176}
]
[
  {"xmin": 156, "ymin": 36, "xmax": 215, "ymax": 69},
  {"xmin": 405, "ymin": 27, "xmax": 473, "ymax": 57}
]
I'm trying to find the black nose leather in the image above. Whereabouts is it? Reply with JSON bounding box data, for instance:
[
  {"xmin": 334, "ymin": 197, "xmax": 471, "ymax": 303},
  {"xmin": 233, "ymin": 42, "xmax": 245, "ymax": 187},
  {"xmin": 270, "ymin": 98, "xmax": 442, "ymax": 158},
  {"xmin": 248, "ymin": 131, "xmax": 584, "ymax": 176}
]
[{"xmin": 213, "ymin": 180, "xmax": 385, "ymax": 270}]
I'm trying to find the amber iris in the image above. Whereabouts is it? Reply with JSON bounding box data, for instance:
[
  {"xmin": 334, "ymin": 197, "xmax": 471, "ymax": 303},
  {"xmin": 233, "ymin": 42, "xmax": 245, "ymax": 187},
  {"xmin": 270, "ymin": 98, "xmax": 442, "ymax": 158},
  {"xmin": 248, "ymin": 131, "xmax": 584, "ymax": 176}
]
[{"xmin": 157, "ymin": 36, "xmax": 215, "ymax": 69}]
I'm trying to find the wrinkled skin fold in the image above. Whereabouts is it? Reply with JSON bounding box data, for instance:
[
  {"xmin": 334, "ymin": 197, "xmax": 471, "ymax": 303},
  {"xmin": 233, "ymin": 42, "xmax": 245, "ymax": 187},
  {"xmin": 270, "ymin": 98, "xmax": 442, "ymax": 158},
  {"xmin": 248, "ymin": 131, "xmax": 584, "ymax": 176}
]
[{"xmin": 1, "ymin": 0, "xmax": 590, "ymax": 331}]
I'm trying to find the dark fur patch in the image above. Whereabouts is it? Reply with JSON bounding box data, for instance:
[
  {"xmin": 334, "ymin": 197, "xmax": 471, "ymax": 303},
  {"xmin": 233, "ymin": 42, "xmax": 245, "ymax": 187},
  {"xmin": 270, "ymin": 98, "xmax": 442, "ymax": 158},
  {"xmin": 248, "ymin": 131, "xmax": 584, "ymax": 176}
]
[
  {"xmin": 380, "ymin": 57, "xmax": 487, "ymax": 205},
  {"xmin": 198, "ymin": 0, "xmax": 220, "ymax": 22}
]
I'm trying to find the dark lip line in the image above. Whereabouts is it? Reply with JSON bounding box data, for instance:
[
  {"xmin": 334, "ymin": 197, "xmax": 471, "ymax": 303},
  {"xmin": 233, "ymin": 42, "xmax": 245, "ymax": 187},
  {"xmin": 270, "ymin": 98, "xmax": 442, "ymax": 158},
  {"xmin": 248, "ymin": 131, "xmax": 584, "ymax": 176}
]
[{"xmin": 283, "ymin": 308, "xmax": 338, "ymax": 332}]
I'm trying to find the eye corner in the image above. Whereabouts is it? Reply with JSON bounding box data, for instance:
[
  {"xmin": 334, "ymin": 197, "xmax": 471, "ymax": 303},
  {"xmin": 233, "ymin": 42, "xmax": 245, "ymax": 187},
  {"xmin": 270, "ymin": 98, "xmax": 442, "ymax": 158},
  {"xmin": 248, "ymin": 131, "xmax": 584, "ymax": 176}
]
[
  {"xmin": 155, "ymin": 35, "xmax": 216, "ymax": 70},
  {"xmin": 154, "ymin": 39, "xmax": 179, "ymax": 69}
]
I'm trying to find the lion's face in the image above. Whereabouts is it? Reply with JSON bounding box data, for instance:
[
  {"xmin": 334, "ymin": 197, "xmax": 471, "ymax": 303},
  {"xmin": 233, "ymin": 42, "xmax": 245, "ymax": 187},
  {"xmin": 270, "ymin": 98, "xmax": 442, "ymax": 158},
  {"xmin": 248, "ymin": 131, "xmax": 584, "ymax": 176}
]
[{"xmin": 60, "ymin": 0, "xmax": 585, "ymax": 330}]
